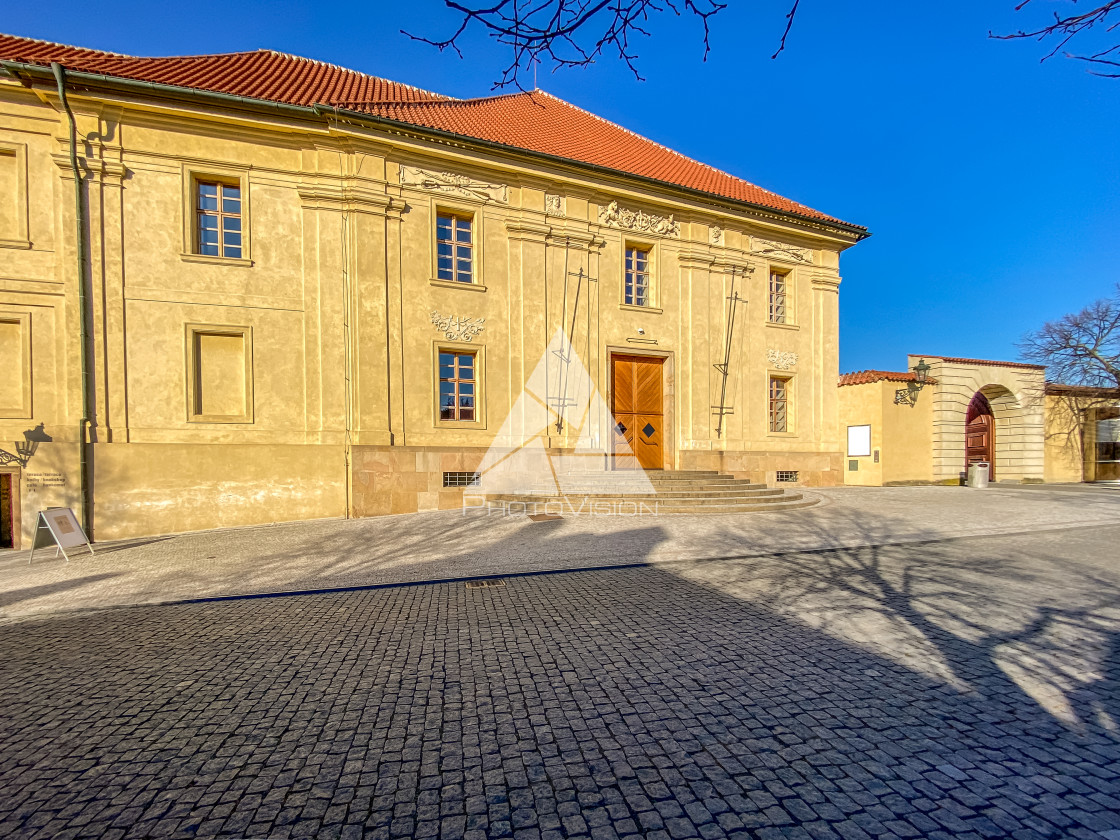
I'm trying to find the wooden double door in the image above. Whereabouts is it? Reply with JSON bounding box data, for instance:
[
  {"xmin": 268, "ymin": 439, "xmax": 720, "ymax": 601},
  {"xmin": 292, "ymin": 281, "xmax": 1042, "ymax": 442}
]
[
  {"xmin": 611, "ymin": 354, "xmax": 664, "ymax": 470},
  {"xmin": 965, "ymin": 391, "xmax": 995, "ymax": 480}
]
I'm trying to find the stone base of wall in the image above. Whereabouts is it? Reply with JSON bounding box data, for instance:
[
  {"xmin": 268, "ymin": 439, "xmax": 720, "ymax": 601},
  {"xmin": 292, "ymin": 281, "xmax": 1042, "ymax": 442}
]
[
  {"xmin": 351, "ymin": 445, "xmax": 843, "ymax": 517},
  {"xmin": 678, "ymin": 450, "xmax": 843, "ymax": 488},
  {"xmin": 351, "ymin": 446, "xmax": 490, "ymax": 517}
]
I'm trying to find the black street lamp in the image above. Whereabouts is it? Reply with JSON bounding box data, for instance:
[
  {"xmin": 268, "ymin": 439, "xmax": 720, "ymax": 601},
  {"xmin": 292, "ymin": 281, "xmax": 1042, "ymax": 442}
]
[{"xmin": 895, "ymin": 359, "xmax": 932, "ymax": 407}]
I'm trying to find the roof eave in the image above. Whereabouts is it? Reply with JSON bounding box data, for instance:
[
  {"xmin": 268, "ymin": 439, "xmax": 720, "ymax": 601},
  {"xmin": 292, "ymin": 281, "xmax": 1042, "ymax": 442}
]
[{"xmin": 1, "ymin": 59, "xmax": 870, "ymax": 240}]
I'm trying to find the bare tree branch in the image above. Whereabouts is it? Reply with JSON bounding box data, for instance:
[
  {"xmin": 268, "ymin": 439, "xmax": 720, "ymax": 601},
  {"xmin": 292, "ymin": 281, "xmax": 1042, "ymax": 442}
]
[
  {"xmin": 402, "ymin": 0, "xmax": 732, "ymax": 89},
  {"xmin": 1019, "ymin": 284, "xmax": 1120, "ymax": 388},
  {"xmin": 771, "ymin": 0, "xmax": 800, "ymax": 59},
  {"xmin": 992, "ymin": 1, "xmax": 1120, "ymax": 77}
]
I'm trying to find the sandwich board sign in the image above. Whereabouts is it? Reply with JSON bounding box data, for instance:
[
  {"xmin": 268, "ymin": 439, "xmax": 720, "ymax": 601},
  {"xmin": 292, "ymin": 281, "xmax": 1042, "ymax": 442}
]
[{"xmin": 29, "ymin": 507, "xmax": 94, "ymax": 564}]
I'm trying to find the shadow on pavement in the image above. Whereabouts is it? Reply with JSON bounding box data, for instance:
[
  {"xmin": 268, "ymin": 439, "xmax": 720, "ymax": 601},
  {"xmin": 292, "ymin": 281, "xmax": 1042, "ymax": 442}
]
[
  {"xmin": 0, "ymin": 521, "xmax": 1117, "ymax": 838},
  {"xmin": 0, "ymin": 573, "xmax": 122, "ymax": 615}
]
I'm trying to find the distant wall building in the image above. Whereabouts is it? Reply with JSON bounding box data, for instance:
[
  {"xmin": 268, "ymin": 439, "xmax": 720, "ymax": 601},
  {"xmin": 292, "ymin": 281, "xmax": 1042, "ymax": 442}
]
[
  {"xmin": 838, "ymin": 356, "xmax": 1117, "ymax": 486},
  {"xmin": 1044, "ymin": 384, "xmax": 1120, "ymax": 484},
  {"xmin": 0, "ymin": 34, "xmax": 868, "ymax": 546}
]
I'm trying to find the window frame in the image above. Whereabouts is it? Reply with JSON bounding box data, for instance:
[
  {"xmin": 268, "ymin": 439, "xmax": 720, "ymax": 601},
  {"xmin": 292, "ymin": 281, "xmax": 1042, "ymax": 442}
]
[
  {"xmin": 185, "ymin": 323, "xmax": 254, "ymax": 424},
  {"xmin": 435, "ymin": 210, "xmax": 475, "ymax": 285},
  {"xmin": 194, "ymin": 179, "xmax": 244, "ymax": 260},
  {"xmin": 620, "ymin": 240, "xmax": 658, "ymax": 310},
  {"xmin": 433, "ymin": 342, "xmax": 486, "ymax": 429},
  {"xmin": 0, "ymin": 141, "xmax": 30, "ymax": 250},
  {"xmin": 427, "ymin": 198, "xmax": 486, "ymax": 287},
  {"xmin": 768, "ymin": 267, "xmax": 792, "ymax": 325},
  {"xmin": 181, "ymin": 163, "xmax": 251, "ymax": 265},
  {"xmin": 768, "ymin": 374, "xmax": 793, "ymax": 434}
]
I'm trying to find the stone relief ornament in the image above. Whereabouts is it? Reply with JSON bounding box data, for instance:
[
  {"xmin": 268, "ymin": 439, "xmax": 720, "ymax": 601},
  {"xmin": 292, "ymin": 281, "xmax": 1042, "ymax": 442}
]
[
  {"xmin": 431, "ymin": 311, "xmax": 486, "ymax": 341},
  {"xmin": 767, "ymin": 349, "xmax": 798, "ymax": 370},
  {"xmin": 400, "ymin": 165, "xmax": 509, "ymax": 203},
  {"xmin": 545, "ymin": 194, "xmax": 565, "ymax": 216},
  {"xmin": 709, "ymin": 225, "xmax": 724, "ymax": 246},
  {"xmin": 598, "ymin": 200, "xmax": 680, "ymax": 239},
  {"xmin": 751, "ymin": 237, "xmax": 812, "ymax": 264}
]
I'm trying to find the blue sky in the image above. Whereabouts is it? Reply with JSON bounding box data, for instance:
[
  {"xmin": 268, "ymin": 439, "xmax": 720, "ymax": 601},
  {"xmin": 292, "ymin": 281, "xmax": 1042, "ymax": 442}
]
[{"xmin": 6, "ymin": 1, "xmax": 1118, "ymax": 374}]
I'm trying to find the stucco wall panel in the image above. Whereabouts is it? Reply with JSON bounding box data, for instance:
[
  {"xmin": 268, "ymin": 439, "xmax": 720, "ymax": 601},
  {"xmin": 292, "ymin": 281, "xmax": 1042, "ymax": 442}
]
[{"xmin": 92, "ymin": 442, "xmax": 344, "ymax": 540}]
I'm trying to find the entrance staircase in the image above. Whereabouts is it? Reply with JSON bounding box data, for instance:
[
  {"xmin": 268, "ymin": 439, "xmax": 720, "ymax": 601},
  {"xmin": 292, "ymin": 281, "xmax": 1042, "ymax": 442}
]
[{"xmin": 481, "ymin": 470, "xmax": 818, "ymax": 515}]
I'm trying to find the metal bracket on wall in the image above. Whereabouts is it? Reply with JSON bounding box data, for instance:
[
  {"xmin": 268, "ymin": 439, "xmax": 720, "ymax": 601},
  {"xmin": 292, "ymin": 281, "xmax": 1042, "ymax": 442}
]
[
  {"xmin": 550, "ymin": 251, "xmax": 598, "ymax": 434},
  {"xmin": 712, "ymin": 266, "xmax": 746, "ymax": 438},
  {"xmin": 894, "ymin": 382, "xmax": 921, "ymax": 406}
]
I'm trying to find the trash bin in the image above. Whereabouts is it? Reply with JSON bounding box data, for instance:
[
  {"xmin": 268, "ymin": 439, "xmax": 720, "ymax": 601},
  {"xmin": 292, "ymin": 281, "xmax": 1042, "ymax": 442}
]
[{"xmin": 967, "ymin": 462, "xmax": 990, "ymax": 489}]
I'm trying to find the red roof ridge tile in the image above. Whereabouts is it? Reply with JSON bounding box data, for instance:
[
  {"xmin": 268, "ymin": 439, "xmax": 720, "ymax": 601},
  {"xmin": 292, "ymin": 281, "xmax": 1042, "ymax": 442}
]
[
  {"xmin": 0, "ymin": 31, "xmax": 134, "ymax": 58},
  {"xmin": 0, "ymin": 32, "xmax": 453, "ymax": 104},
  {"xmin": 2, "ymin": 32, "xmax": 265, "ymax": 62},
  {"xmin": 253, "ymin": 48, "xmax": 453, "ymax": 101},
  {"xmin": 838, "ymin": 369, "xmax": 935, "ymax": 387},
  {"xmin": 909, "ymin": 354, "xmax": 1045, "ymax": 371}
]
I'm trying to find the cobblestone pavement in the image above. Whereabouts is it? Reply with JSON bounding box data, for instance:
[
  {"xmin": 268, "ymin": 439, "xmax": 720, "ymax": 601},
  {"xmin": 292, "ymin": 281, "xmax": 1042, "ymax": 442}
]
[
  {"xmin": 2, "ymin": 484, "xmax": 1119, "ymax": 620},
  {"xmin": 1, "ymin": 524, "xmax": 1118, "ymax": 840}
]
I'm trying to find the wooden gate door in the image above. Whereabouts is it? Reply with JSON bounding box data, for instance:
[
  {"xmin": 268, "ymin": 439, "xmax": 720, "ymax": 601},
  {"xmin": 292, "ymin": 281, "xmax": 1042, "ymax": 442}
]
[
  {"xmin": 965, "ymin": 391, "xmax": 995, "ymax": 480},
  {"xmin": 611, "ymin": 355, "xmax": 664, "ymax": 470},
  {"xmin": 0, "ymin": 473, "xmax": 13, "ymax": 549}
]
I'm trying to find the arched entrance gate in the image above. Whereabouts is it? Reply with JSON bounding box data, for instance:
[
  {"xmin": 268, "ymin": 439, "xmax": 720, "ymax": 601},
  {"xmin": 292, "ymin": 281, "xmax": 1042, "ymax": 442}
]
[{"xmin": 965, "ymin": 391, "xmax": 995, "ymax": 480}]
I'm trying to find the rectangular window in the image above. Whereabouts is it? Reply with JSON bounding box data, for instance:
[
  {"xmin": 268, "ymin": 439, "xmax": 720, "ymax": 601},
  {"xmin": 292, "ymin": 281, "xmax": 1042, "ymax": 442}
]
[
  {"xmin": 437, "ymin": 213, "xmax": 473, "ymax": 283},
  {"xmin": 776, "ymin": 470, "xmax": 799, "ymax": 483},
  {"xmin": 769, "ymin": 270, "xmax": 788, "ymax": 323},
  {"xmin": 439, "ymin": 351, "xmax": 476, "ymax": 421},
  {"xmin": 769, "ymin": 376, "xmax": 789, "ymax": 433},
  {"xmin": 624, "ymin": 246, "xmax": 650, "ymax": 306},
  {"xmin": 0, "ymin": 146, "xmax": 22, "ymax": 243},
  {"xmin": 196, "ymin": 180, "xmax": 242, "ymax": 259}
]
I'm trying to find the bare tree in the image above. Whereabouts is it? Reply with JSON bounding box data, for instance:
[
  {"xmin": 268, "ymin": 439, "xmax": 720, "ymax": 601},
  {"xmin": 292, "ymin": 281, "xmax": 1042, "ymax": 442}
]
[
  {"xmin": 404, "ymin": 0, "xmax": 1120, "ymax": 89},
  {"xmin": 1019, "ymin": 284, "xmax": 1120, "ymax": 388},
  {"xmin": 401, "ymin": 0, "xmax": 777, "ymax": 89},
  {"xmin": 992, "ymin": 1, "xmax": 1120, "ymax": 78}
]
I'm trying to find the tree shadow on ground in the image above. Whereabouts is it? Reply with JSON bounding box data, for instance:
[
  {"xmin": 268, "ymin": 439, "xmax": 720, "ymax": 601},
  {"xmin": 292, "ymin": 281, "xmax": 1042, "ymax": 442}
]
[
  {"xmin": 680, "ymin": 507, "xmax": 1120, "ymax": 738},
  {"xmin": 0, "ymin": 572, "xmax": 122, "ymax": 614},
  {"xmin": 0, "ymin": 522, "xmax": 1117, "ymax": 839}
]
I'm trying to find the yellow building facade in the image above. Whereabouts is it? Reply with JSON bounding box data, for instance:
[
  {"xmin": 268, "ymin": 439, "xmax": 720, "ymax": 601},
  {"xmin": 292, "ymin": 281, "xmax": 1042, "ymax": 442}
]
[{"xmin": 0, "ymin": 36, "xmax": 868, "ymax": 545}]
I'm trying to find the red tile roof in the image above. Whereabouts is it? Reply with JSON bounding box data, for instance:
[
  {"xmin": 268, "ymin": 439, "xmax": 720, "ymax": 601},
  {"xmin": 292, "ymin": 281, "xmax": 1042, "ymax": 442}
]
[
  {"xmin": 346, "ymin": 92, "xmax": 845, "ymax": 224},
  {"xmin": 912, "ymin": 355, "xmax": 1045, "ymax": 371},
  {"xmin": 838, "ymin": 370, "xmax": 936, "ymax": 387},
  {"xmin": 0, "ymin": 33, "xmax": 861, "ymax": 230},
  {"xmin": 0, "ymin": 33, "xmax": 449, "ymax": 106}
]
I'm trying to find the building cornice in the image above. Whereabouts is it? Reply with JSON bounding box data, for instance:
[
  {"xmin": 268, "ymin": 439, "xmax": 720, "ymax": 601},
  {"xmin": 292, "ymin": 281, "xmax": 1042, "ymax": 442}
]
[{"xmin": 1, "ymin": 60, "xmax": 870, "ymax": 245}]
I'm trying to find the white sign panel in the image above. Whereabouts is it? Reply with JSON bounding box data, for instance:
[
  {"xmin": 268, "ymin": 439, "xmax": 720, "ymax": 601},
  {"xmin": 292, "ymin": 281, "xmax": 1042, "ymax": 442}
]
[
  {"xmin": 847, "ymin": 425, "xmax": 872, "ymax": 457},
  {"xmin": 29, "ymin": 507, "xmax": 94, "ymax": 563}
]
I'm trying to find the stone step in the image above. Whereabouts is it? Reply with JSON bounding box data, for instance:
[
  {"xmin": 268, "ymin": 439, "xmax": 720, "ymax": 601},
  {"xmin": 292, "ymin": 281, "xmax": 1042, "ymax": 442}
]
[
  {"xmin": 485, "ymin": 492, "xmax": 801, "ymax": 506},
  {"xmin": 479, "ymin": 471, "xmax": 818, "ymax": 513},
  {"xmin": 475, "ymin": 496, "xmax": 816, "ymax": 515},
  {"xmin": 506, "ymin": 488, "xmax": 784, "ymax": 499},
  {"xmin": 520, "ymin": 482, "xmax": 770, "ymax": 493}
]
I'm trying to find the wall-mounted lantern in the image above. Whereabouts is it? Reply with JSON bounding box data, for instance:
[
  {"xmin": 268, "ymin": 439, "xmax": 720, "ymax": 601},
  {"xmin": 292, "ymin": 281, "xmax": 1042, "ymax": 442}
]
[
  {"xmin": 0, "ymin": 425, "xmax": 51, "ymax": 467},
  {"xmin": 894, "ymin": 358, "xmax": 932, "ymax": 407}
]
